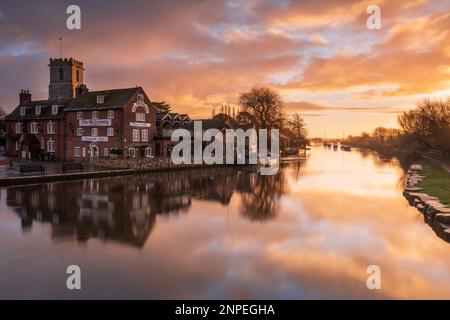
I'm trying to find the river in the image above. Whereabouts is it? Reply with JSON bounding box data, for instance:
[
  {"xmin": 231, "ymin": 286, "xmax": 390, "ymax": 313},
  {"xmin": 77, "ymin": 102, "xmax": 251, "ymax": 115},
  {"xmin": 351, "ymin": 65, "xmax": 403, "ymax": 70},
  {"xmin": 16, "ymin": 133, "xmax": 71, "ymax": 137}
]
[{"xmin": 1, "ymin": 146, "xmax": 450, "ymax": 299}]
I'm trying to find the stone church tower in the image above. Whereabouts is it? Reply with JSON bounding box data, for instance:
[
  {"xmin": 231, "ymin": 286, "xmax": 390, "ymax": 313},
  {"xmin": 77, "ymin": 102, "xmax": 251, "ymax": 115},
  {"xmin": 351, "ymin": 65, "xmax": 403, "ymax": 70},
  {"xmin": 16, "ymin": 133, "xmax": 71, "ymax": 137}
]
[{"xmin": 48, "ymin": 58, "xmax": 86, "ymax": 100}]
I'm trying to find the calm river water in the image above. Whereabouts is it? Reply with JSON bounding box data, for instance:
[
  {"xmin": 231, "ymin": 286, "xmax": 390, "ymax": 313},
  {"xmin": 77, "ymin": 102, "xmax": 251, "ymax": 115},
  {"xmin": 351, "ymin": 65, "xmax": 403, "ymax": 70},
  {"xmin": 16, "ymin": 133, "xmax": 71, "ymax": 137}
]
[{"xmin": 1, "ymin": 146, "xmax": 450, "ymax": 299}]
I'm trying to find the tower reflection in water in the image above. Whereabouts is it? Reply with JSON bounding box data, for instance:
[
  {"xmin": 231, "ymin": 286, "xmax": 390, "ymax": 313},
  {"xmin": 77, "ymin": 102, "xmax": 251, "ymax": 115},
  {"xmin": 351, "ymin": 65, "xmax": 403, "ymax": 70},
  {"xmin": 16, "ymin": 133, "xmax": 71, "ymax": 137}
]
[{"xmin": 6, "ymin": 164, "xmax": 295, "ymax": 248}]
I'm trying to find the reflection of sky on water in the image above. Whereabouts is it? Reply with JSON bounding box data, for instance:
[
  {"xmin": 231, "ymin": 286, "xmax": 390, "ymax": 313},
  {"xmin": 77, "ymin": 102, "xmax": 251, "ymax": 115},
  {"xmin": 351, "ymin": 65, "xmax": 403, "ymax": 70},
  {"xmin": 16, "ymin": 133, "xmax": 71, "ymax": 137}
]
[{"xmin": 1, "ymin": 147, "xmax": 450, "ymax": 299}]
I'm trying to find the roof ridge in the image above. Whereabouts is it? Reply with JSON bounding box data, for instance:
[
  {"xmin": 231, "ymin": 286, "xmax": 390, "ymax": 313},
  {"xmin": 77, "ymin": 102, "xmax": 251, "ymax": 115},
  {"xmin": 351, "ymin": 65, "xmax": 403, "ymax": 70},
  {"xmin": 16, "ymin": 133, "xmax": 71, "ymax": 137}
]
[{"xmin": 86, "ymin": 87, "xmax": 142, "ymax": 94}]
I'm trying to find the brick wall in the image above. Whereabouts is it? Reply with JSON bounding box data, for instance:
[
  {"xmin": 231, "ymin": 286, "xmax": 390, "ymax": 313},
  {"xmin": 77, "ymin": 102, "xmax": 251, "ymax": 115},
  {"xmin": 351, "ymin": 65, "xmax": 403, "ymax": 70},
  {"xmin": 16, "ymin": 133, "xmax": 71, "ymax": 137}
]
[
  {"xmin": 6, "ymin": 118, "xmax": 66, "ymax": 160},
  {"xmin": 122, "ymin": 91, "xmax": 156, "ymax": 156},
  {"xmin": 65, "ymin": 109, "xmax": 124, "ymax": 161}
]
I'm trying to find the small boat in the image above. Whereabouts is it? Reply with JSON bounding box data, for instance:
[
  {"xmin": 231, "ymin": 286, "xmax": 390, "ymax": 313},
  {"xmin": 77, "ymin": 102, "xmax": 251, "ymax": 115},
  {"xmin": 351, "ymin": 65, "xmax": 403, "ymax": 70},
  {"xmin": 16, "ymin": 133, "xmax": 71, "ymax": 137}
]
[
  {"xmin": 282, "ymin": 148, "xmax": 300, "ymax": 157},
  {"xmin": 281, "ymin": 156, "xmax": 306, "ymax": 162}
]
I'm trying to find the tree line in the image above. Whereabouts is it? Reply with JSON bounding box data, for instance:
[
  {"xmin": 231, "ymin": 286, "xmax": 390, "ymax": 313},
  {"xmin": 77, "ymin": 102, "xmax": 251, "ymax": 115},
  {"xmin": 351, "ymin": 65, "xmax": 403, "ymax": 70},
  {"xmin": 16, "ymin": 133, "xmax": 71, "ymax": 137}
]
[{"xmin": 345, "ymin": 98, "xmax": 450, "ymax": 156}]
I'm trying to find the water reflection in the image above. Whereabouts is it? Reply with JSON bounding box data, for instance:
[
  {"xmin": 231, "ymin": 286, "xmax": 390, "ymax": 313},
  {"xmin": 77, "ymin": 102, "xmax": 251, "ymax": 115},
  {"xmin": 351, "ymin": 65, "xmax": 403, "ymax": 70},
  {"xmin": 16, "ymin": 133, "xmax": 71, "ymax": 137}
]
[
  {"xmin": 6, "ymin": 166, "xmax": 291, "ymax": 247},
  {"xmin": 2, "ymin": 147, "xmax": 450, "ymax": 299},
  {"xmin": 240, "ymin": 172, "xmax": 287, "ymax": 222}
]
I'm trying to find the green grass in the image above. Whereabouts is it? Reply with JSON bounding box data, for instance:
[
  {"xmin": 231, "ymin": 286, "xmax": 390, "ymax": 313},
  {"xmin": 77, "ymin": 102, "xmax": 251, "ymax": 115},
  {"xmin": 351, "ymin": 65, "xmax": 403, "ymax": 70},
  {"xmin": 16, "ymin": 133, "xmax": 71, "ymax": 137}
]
[{"xmin": 418, "ymin": 160, "xmax": 450, "ymax": 206}]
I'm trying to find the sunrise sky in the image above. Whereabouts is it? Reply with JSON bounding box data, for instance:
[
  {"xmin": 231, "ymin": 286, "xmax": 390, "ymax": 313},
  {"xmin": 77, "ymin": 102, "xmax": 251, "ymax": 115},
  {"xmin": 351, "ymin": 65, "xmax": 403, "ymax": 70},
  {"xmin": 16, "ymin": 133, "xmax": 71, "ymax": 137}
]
[{"xmin": 0, "ymin": 0, "xmax": 448, "ymax": 137}]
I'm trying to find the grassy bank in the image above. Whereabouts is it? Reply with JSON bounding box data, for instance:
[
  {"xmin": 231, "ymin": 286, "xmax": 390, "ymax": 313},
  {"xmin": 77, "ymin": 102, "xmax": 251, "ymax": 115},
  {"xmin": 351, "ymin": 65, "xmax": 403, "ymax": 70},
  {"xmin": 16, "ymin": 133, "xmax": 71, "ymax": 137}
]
[{"xmin": 418, "ymin": 160, "xmax": 450, "ymax": 206}]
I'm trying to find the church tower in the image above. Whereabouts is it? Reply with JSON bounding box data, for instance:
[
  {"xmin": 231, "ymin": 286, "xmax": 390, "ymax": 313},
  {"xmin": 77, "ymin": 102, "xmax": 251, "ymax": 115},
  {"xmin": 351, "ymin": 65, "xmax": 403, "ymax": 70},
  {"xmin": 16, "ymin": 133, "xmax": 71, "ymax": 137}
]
[{"xmin": 48, "ymin": 58, "xmax": 85, "ymax": 100}]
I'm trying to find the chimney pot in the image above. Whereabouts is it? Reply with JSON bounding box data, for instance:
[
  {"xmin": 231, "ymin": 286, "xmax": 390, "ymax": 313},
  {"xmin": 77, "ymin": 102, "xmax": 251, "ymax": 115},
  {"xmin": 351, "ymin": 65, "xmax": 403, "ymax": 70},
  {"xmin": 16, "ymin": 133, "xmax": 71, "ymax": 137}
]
[{"xmin": 19, "ymin": 89, "xmax": 32, "ymax": 105}]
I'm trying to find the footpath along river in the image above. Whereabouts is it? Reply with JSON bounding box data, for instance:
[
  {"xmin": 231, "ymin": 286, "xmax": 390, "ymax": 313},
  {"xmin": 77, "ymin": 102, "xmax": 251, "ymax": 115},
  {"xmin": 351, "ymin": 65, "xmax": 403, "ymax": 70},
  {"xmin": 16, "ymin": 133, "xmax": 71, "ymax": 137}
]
[{"xmin": 1, "ymin": 146, "xmax": 450, "ymax": 299}]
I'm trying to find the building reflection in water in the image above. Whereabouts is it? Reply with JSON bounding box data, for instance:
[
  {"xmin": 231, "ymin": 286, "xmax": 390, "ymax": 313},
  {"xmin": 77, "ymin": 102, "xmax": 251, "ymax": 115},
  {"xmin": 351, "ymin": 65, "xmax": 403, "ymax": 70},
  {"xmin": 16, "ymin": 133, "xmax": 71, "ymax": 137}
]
[{"xmin": 6, "ymin": 163, "xmax": 302, "ymax": 247}]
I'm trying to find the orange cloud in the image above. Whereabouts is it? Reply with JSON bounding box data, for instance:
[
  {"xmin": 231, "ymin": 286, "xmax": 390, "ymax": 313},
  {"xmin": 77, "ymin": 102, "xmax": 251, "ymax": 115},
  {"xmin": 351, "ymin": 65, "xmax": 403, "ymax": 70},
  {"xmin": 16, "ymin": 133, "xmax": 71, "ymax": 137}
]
[
  {"xmin": 286, "ymin": 12, "xmax": 450, "ymax": 98},
  {"xmin": 0, "ymin": 0, "xmax": 447, "ymax": 136}
]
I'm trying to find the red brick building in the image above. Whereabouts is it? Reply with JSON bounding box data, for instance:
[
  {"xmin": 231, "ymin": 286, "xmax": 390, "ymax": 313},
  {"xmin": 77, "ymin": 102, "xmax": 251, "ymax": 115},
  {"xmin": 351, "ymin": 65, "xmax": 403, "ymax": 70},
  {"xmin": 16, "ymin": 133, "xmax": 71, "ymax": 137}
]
[
  {"xmin": 5, "ymin": 57, "xmax": 156, "ymax": 161},
  {"xmin": 5, "ymin": 57, "xmax": 86, "ymax": 160},
  {"xmin": 64, "ymin": 87, "xmax": 155, "ymax": 161},
  {"xmin": 155, "ymin": 112, "xmax": 191, "ymax": 157},
  {"xmin": 5, "ymin": 90, "xmax": 67, "ymax": 160}
]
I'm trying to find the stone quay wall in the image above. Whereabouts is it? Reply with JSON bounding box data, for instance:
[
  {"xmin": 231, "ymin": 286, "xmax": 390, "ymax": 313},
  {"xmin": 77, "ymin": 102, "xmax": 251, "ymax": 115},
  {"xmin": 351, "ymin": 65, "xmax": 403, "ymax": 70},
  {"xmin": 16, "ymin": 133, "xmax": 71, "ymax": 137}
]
[
  {"xmin": 92, "ymin": 157, "xmax": 177, "ymax": 170},
  {"xmin": 403, "ymin": 164, "xmax": 450, "ymax": 242}
]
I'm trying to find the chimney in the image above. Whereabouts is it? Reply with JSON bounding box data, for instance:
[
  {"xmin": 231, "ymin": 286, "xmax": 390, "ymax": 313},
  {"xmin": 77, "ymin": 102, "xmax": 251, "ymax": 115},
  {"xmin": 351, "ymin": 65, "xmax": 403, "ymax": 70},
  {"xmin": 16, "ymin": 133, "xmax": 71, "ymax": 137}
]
[
  {"xmin": 75, "ymin": 84, "xmax": 89, "ymax": 97},
  {"xmin": 19, "ymin": 89, "xmax": 32, "ymax": 105}
]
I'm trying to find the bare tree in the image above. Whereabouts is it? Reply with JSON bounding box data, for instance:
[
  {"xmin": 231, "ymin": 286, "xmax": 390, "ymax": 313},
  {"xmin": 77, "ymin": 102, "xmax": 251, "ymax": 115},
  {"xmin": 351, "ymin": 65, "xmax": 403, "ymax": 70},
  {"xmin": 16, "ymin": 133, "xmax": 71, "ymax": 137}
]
[
  {"xmin": 398, "ymin": 98, "xmax": 450, "ymax": 153},
  {"xmin": 289, "ymin": 113, "xmax": 308, "ymax": 147},
  {"xmin": 152, "ymin": 101, "xmax": 172, "ymax": 113},
  {"xmin": 239, "ymin": 87, "xmax": 285, "ymax": 129},
  {"xmin": 235, "ymin": 111, "xmax": 255, "ymax": 127}
]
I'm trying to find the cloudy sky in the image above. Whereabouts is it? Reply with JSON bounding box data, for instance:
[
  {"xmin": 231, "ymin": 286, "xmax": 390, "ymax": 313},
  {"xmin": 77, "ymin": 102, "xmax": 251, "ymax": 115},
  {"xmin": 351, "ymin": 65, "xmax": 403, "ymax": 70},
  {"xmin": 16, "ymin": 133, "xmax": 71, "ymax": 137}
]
[{"xmin": 0, "ymin": 0, "xmax": 448, "ymax": 137}]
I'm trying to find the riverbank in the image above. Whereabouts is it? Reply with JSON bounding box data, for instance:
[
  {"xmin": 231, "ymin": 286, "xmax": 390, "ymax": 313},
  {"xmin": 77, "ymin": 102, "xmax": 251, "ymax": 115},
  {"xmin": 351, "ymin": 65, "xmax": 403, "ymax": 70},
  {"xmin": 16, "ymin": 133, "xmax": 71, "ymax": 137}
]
[
  {"xmin": 403, "ymin": 163, "xmax": 450, "ymax": 241},
  {"xmin": 417, "ymin": 160, "xmax": 450, "ymax": 206},
  {"xmin": 0, "ymin": 162, "xmax": 245, "ymax": 187}
]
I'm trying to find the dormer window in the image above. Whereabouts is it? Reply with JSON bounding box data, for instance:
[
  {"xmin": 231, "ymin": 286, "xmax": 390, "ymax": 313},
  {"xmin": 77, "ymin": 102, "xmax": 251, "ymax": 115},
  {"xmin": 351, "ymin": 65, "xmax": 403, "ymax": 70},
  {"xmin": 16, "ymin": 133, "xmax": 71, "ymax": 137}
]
[
  {"xmin": 20, "ymin": 107, "xmax": 26, "ymax": 116},
  {"xmin": 137, "ymin": 94, "xmax": 144, "ymax": 103},
  {"xmin": 35, "ymin": 106, "xmax": 41, "ymax": 115},
  {"xmin": 97, "ymin": 95, "xmax": 104, "ymax": 104},
  {"xmin": 52, "ymin": 105, "xmax": 58, "ymax": 115}
]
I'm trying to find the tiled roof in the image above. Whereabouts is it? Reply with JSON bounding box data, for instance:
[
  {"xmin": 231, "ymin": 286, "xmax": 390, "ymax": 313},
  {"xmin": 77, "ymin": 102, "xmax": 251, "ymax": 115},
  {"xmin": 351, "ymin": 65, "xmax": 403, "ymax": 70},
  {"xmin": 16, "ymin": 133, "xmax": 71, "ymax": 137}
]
[
  {"xmin": 156, "ymin": 113, "xmax": 171, "ymax": 120},
  {"xmin": 6, "ymin": 87, "xmax": 148, "ymax": 120},
  {"xmin": 5, "ymin": 100, "xmax": 66, "ymax": 120},
  {"xmin": 64, "ymin": 87, "xmax": 143, "ymax": 111},
  {"xmin": 156, "ymin": 112, "xmax": 192, "ymax": 121}
]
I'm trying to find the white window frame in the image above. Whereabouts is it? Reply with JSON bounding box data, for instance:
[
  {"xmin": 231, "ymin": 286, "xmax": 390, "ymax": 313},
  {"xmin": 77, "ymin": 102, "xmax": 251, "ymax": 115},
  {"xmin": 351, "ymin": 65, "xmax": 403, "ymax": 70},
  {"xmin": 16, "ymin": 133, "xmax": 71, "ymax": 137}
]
[
  {"xmin": 47, "ymin": 139, "xmax": 55, "ymax": 152},
  {"xmin": 104, "ymin": 148, "xmax": 109, "ymax": 157},
  {"xmin": 92, "ymin": 111, "xmax": 98, "ymax": 119},
  {"xmin": 91, "ymin": 128, "xmax": 98, "ymax": 136},
  {"xmin": 35, "ymin": 106, "xmax": 41, "ymax": 115},
  {"xmin": 107, "ymin": 110, "xmax": 114, "ymax": 119},
  {"xmin": 136, "ymin": 113, "xmax": 145, "ymax": 122},
  {"xmin": 145, "ymin": 147, "xmax": 152, "ymax": 158},
  {"xmin": 137, "ymin": 94, "xmax": 144, "ymax": 102},
  {"xmin": 47, "ymin": 121, "xmax": 55, "ymax": 134},
  {"xmin": 107, "ymin": 127, "xmax": 114, "ymax": 137},
  {"xmin": 132, "ymin": 129, "xmax": 140, "ymax": 142},
  {"xmin": 20, "ymin": 107, "xmax": 26, "ymax": 116},
  {"xmin": 41, "ymin": 138, "xmax": 45, "ymax": 150},
  {"xmin": 15, "ymin": 141, "xmax": 20, "ymax": 151},
  {"xmin": 15, "ymin": 122, "xmax": 22, "ymax": 134},
  {"xmin": 77, "ymin": 111, "xmax": 83, "ymax": 120},
  {"xmin": 52, "ymin": 105, "xmax": 58, "ymax": 115},
  {"xmin": 74, "ymin": 147, "xmax": 81, "ymax": 157},
  {"xmin": 76, "ymin": 128, "xmax": 83, "ymax": 136},
  {"xmin": 30, "ymin": 122, "xmax": 39, "ymax": 134},
  {"xmin": 96, "ymin": 96, "xmax": 104, "ymax": 104},
  {"xmin": 141, "ymin": 129, "xmax": 148, "ymax": 141}
]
